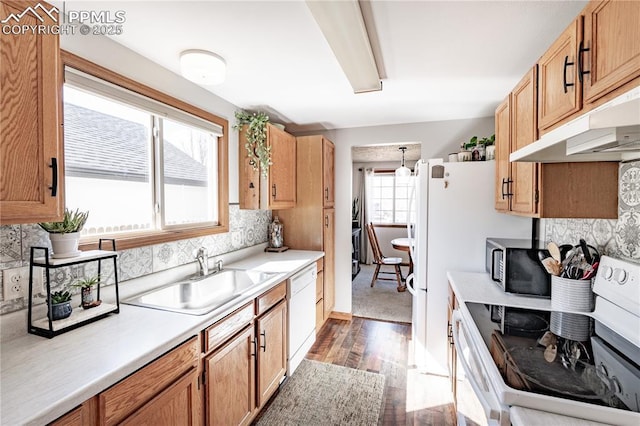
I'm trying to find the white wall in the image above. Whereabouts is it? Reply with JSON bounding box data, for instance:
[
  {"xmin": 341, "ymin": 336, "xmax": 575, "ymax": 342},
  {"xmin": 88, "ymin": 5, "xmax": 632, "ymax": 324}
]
[
  {"xmin": 311, "ymin": 116, "xmax": 495, "ymax": 315},
  {"xmin": 60, "ymin": 33, "xmax": 241, "ymax": 203}
]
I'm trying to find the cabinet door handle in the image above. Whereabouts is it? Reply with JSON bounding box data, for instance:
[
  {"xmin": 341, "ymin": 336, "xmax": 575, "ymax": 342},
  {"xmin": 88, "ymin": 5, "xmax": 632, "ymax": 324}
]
[
  {"xmin": 272, "ymin": 184, "xmax": 276, "ymax": 198},
  {"xmin": 49, "ymin": 158, "xmax": 58, "ymax": 197},
  {"xmin": 260, "ymin": 331, "xmax": 267, "ymax": 352},
  {"xmin": 251, "ymin": 337, "xmax": 257, "ymax": 358},
  {"xmin": 578, "ymin": 41, "xmax": 590, "ymax": 83},
  {"xmin": 325, "ymin": 187, "xmax": 329, "ymax": 200},
  {"xmin": 501, "ymin": 178, "xmax": 513, "ymax": 199},
  {"xmin": 325, "ymin": 215, "xmax": 329, "ymax": 228},
  {"xmin": 563, "ymin": 55, "xmax": 575, "ymax": 94}
]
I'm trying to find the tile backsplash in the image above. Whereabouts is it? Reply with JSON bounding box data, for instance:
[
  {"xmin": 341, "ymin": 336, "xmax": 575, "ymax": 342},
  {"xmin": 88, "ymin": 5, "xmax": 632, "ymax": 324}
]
[
  {"xmin": 543, "ymin": 160, "xmax": 640, "ymax": 263},
  {"xmin": 0, "ymin": 205, "xmax": 271, "ymax": 315}
]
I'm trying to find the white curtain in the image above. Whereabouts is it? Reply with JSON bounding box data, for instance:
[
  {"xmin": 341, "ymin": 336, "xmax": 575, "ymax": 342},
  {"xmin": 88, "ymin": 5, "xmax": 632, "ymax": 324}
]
[{"xmin": 359, "ymin": 168, "xmax": 374, "ymax": 264}]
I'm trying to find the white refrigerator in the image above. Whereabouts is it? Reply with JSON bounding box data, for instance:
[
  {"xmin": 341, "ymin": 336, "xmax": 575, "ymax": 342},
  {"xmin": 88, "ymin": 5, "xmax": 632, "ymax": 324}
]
[{"xmin": 406, "ymin": 159, "xmax": 532, "ymax": 374}]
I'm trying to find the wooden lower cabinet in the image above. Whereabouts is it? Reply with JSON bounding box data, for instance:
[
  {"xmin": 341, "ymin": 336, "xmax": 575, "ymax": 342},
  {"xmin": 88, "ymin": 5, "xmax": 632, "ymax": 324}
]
[
  {"xmin": 256, "ymin": 300, "xmax": 287, "ymax": 408},
  {"xmin": 203, "ymin": 282, "xmax": 288, "ymax": 425},
  {"xmin": 99, "ymin": 337, "xmax": 200, "ymax": 425},
  {"xmin": 121, "ymin": 368, "xmax": 201, "ymax": 426},
  {"xmin": 205, "ymin": 325, "xmax": 256, "ymax": 426},
  {"xmin": 49, "ymin": 398, "xmax": 98, "ymax": 426}
]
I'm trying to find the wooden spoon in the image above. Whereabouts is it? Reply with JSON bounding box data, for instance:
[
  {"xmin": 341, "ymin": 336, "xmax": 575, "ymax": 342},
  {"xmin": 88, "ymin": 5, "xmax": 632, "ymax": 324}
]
[
  {"xmin": 542, "ymin": 257, "xmax": 561, "ymax": 276},
  {"xmin": 544, "ymin": 344, "xmax": 557, "ymax": 362},
  {"xmin": 547, "ymin": 242, "xmax": 561, "ymax": 263}
]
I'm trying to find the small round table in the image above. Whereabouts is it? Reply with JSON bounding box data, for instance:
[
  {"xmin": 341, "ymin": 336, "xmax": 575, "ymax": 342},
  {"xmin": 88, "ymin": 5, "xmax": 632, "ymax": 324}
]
[{"xmin": 391, "ymin": 237, "xmax": 414, "ymax": 275}]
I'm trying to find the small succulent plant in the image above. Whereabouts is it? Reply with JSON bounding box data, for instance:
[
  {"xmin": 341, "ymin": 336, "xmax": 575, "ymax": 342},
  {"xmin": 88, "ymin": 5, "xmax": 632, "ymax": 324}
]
[
  {"xmin": 50, "ymin": 290, "xmax": 72, "ymax": 304},
  {"xmin": 39, "ymin": 208, "xmax": 89, "ymax": 234},
  {"xmin": 71, "ymin": 275, "xmax": 100, "ymax": 289}
]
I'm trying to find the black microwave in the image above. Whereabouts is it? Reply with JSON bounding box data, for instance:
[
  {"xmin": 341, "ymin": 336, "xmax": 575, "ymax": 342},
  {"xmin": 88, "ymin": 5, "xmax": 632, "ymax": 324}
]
[{"xmin": 485, "ymin": 238, "xmax": 551, "ymax": 297}]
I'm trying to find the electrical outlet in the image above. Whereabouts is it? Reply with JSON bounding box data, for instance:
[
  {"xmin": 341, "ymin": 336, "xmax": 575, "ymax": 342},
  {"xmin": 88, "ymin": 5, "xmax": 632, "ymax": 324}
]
[{"xmin": 2, "ymin": 266, "xmax": 44, "ymax": 300}]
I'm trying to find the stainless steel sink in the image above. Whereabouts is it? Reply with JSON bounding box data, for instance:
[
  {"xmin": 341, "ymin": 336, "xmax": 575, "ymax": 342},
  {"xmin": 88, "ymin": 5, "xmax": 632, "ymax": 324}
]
[{"xmin": 123, "ymin": 269, "xmax": 281, "ymax": 315}]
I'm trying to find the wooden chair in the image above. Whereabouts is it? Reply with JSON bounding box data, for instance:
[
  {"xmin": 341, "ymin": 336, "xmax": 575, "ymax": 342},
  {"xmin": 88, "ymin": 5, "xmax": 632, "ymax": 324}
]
[{"xmin": 365, "ymin": 223, "xmax": 406, "ymax": 292}]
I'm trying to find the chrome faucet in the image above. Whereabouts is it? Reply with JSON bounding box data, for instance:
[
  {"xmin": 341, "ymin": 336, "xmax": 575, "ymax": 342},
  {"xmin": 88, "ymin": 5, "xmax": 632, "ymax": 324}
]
[{"xmin": 195, "ymin": 247, "xmax": 209, "ymax": 276}]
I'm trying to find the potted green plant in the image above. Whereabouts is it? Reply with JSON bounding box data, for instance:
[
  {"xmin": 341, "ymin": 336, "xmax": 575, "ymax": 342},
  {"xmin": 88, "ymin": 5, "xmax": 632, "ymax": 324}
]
[
  {"xmin": 233, "ymin": 110, "xmax": 271, "ymax": 177},
  {"xmin": 39, "ymin": 208, "xmax": 89, "ymax": 258},
  {"xmin": 49, "ymin": 290, "xmax": 73, "ymax": 320},
  {"xmin": 71, "ymin": 275, "xmax": 102, "ymax": 309},
  {"xmin": 458, "ymin": 136, "xmax": 477, "ymax": 161},
  {"xmin": 481, "ymin": 134, "xmax": 496, "ymax": 160}
]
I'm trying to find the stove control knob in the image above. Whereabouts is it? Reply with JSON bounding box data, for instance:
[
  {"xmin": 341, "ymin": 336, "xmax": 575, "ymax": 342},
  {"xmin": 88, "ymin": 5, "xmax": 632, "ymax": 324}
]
[
  {"xmin": 601, "ymin": 266, "xmax": 614, "ymax": 280},
  {"xmin": 613, "ymin": 268, "xmax": 628, "ymax": 285}
]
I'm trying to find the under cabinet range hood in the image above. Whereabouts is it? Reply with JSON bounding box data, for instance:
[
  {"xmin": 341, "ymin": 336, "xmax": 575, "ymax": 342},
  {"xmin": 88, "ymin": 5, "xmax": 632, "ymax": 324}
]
[{"xmin": 511, "ymin": 86, "xmax": 640, "ymax": 163}]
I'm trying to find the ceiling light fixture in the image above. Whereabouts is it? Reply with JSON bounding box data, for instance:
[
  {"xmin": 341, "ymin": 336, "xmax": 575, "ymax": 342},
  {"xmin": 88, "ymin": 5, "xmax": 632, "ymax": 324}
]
[
  {"xmin": 395, "ymin": 146, "xmax": 411, "ymax": 177},
  {"xmin": 179, "ymin": 49, "xmax": 226, "ymax": 85},
  {"xmin": 306, "ymin": 0, "xmax": 382, "ymax": 94}
]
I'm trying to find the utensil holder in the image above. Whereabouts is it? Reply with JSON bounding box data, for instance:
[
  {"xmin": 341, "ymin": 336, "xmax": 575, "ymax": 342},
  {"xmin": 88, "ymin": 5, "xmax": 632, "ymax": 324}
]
[
  {"xmin": 551, "ymin": 276, "xmax": 594, "ymax": 312},
  {"xmin": 550, "ymin": 311, "xmax": 591, "ymax": 341}
]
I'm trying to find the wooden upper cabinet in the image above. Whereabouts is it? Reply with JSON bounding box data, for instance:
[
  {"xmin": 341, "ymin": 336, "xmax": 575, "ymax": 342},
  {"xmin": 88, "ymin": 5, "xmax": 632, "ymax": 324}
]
[
  {"xmin": 582, "ymin": 0, "xmax": 640, "ymax": 104},
  {"xmin": 238, "ymin": 123, "xmax": 296, "ymax": 210},
  {"xmin": 494, "ymin": 68, "xmax": 539, "ymax": 216},
  {"xmin": 494, "ymin": 96, "xmax": 511, "ymax": 212},
  {"xmin": 510, "ymin": 67, "xmax": 539, "ymax": 216},
  {"xmin": 322, "ymin": 139, "xmax": 335, "ymax": 208},
  {"xmin": 0, "ymin": 0, "xmax": 64, "ymax": 224},
  {"xmin": 538, "ymin": 17, "xmax": 583, "ymax": 131},
  {"xmin": 266, "ymin": 124, "xmax": 296, "ymax": 209}
]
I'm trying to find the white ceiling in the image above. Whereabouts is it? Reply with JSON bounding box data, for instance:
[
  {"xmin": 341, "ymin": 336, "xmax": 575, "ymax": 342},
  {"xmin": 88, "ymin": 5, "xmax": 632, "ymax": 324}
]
[
  {"xmin": 352, "ymin": 143, "xmax": 421, "ymax": 163},
  {"xmin": 64, "ymin": 0, "xmax": 588, "ymax": 132}
]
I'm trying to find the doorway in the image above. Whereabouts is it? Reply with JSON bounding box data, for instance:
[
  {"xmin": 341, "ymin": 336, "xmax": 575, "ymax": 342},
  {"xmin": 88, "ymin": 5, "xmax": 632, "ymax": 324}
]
[{"xmin": 350, "ymin": 143, "xmax": 420, "ymax": 324}]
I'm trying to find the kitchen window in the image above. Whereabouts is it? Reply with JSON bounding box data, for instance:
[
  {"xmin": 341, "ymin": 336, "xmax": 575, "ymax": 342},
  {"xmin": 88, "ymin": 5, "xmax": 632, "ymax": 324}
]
[
  {"xmin": 368, "ymin": 171, "xmax": 411, "ymax": 224},
  {"xmin": 61, "ymin": 52, "xmax": 228, "ymax": 250}
]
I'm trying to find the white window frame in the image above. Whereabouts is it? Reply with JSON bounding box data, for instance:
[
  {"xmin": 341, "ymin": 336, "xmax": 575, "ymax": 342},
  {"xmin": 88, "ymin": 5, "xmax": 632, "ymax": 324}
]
[{"xmin": 368, "ymin": 170, "xmax": 411, "ymax": 225}]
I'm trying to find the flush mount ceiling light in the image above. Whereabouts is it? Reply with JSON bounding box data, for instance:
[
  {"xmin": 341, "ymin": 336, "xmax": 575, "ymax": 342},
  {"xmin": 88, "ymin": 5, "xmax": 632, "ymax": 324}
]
[
  {"xmin": 179, "ymin": 49, "xmax": 226, "ymax": 85},
  {"xmin": 395, "ymin": 146, "xmax": 411, "ymax": 177},
  {"xmin": 306, "ymin": 0, "xmax": 382, "ymax": 94}
]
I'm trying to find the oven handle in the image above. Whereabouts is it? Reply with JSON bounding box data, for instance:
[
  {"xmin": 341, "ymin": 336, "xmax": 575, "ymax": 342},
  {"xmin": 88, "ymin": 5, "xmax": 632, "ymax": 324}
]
[{"xmin": 451, "ymin": 310, "xmax": 504, "ymax": 425}]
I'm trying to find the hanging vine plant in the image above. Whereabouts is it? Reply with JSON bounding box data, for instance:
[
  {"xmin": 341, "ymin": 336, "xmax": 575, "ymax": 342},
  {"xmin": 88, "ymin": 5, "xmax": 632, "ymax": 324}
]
[{"xmin": 233, "ymin": 110, "xmax": 271, "ymax": 177}]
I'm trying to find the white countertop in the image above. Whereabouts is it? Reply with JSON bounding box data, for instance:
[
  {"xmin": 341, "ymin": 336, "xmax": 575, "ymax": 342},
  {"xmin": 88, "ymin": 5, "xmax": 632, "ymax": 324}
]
[{"xmin": 0, "ymin": 249, "xmax": 322, "ymax": 425}]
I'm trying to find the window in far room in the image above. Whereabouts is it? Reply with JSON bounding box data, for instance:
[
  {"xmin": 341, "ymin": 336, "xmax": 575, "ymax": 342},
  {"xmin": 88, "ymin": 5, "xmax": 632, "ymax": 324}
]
[{"xmin": 368, "ymin": 171, "xmax": 411, "ymax": 225}]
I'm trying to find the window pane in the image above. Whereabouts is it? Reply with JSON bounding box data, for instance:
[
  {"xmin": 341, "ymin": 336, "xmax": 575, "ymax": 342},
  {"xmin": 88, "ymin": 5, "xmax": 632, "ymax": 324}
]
[
  {"xmin": 64, "ymin": 86, "xmax": 153, "ymax": 235},
  {"xmin": 162, "ymin": 118, "xmax": 218, "ymax": 226}
]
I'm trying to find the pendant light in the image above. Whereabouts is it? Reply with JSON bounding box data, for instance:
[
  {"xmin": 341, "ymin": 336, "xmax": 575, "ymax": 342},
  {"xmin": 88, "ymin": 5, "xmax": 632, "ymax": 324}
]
[{"xmin": 395, "ymin": 146, "xmax": 411, "ymax": 177}]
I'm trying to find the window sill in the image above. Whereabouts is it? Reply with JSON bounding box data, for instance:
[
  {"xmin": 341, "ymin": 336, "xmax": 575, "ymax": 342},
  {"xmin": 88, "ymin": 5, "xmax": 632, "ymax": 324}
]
[
  {"xmin": 371, "ymin": 223, "xmax": 407, "ymax": 228},
  {"xmin": 78, "ymin": 224, "xmax": 229, "ymax": 252}
]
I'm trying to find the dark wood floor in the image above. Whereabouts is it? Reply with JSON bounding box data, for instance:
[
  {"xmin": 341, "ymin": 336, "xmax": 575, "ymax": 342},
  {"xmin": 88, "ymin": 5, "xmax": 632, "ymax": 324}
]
[{"xmin": 306, "ymin": 317, "xmax": 456, "ymax": 425}]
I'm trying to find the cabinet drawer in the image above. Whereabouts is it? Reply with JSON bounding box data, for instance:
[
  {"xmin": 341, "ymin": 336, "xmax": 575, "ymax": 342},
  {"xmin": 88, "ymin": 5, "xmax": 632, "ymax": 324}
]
[
  {"xmin": 256, "ymin": 281, "xmax": 286, "ymax": 316},
  {"xmin": 99, "ymin": 336, "xmax": 199, "ymax": 426},
  {"xmin": 204, "ymin": 302, "xmax": 254, "ymax": 353}
]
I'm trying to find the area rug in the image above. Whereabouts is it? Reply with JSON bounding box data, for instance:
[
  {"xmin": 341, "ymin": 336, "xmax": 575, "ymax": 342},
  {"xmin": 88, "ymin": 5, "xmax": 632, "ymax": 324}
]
[
  {"xmin": 352, "ymin": 264, "xmax": 412, "ymax": 323},
  {"xmin": 255, "ymin": 359, "xmax": 385, "ymax": 426}
]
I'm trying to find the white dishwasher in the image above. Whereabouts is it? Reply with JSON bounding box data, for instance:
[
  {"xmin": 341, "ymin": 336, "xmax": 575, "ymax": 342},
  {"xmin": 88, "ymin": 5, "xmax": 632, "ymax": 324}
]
[{"xmin": 288, "ymin": 263, "xmax": 317, "ymax": 375}]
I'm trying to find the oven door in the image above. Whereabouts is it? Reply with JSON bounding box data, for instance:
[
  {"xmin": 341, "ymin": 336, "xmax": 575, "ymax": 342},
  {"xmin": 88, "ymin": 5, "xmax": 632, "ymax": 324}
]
[{"xmin": 452, "ymin": 310, "xmax": 510, "ymax": 426}]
